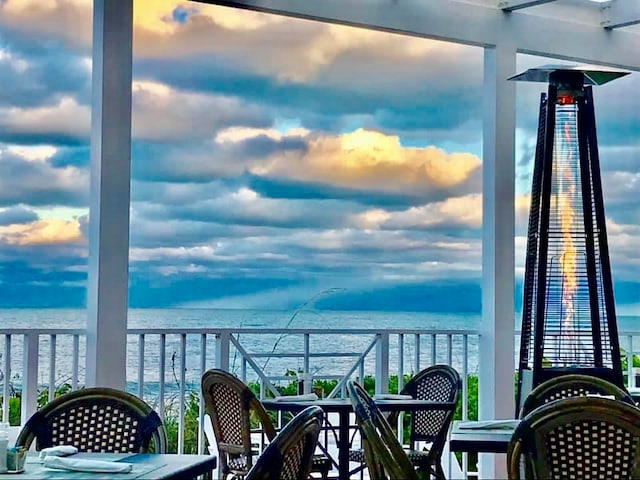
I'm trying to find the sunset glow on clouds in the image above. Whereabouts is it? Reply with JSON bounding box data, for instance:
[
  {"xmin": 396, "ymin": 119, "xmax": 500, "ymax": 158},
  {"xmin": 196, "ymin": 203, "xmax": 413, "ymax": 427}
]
[{"xmin": 0, "ymin": 0, "xmax": 637, "ymax": 311}]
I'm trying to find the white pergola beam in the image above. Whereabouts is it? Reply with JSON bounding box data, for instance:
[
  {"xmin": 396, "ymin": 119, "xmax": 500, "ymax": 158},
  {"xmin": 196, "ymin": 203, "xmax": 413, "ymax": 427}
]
[
  {"xmin": 602, "ymin": 0, "xmax": 640, "ymax": 29},
  {"xmin": 500, "ymin": 0, "xmax": 558, "ymax": 13},
  {"xmin": 86, "ymin": 0, "xmax": 133, "ymax": 389},
  {"xmin": 202, "ymin": 0, "xmax": 640, "ymax": 70}
]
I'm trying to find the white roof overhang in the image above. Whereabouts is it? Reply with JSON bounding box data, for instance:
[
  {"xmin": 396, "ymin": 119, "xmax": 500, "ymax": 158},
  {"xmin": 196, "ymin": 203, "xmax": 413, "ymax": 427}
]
[{"xmin": 195, "ymin": 0, "xmax": 640, "ymax": 71}]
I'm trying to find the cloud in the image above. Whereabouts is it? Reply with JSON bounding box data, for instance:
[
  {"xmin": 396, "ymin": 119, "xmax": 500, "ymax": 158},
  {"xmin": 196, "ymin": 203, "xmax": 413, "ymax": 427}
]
[
  {"xmin": 0, "ymin": 97, "xmax": 90, "ymax": 145},
  {"xmin": 0, "ymin": 0, "xmax": 91, "ymax": 52},
  {"xmin": 353, "ymin": 194, "xmax": 482, "ymax": 230},
  {"xmin": 0, "ymin": 217, "xmax": 83, "ymax": 245},
  {"xmin": 253, "ymin": 128, "xmax": 481, "ymax": 194},
  {"xmin": 131, "ymin": 80, "xmax": 271, "ymax": 142},
  {"xmin": 0, "ymin": 206, "xmax": 38, "ymax": 226},
  {"xmin": 0, "ymin": 147, "xmax": 88, "ymax": 207}
]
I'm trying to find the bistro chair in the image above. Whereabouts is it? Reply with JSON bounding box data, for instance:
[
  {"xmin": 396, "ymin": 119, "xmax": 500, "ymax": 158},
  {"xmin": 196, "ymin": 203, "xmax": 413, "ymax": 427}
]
[
  {"xmin": 508, "ymin": 396, "xmax": 640, "ymax": 480},
  {"xmin": 348, "ymin": 380, "xmax": 419, "ymax": 480},
  {"xmin": 16, "ymin": 387, "xmax": 167, "ymax": 453},
  {"xmin": 201, "ymin": 369, "xmax": 331, "ymax": 480},
  {"xmin": 349, "ymin": 365, "xmax": 460, "ymax": 480},
  {"xmin": 519, "ymin": 373, "xmax": 635, "ymax": 418},
  {"xmin": 245, "ymin": 406, "xmax": 324, "ymax": 480}
]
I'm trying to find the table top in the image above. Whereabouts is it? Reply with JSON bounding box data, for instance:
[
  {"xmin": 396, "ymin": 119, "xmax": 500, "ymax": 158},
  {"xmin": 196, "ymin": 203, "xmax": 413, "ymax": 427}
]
[
  {"xmin": 449, "ymin": 420, "xmax": 519, "ymax": 454},
  {"xmin": 262, "ymin": 397, "xmax": 455, "ymax": 413},
  {"xmin": 0, "ymin": 452, "xmax": 217, "ymax": 480}
]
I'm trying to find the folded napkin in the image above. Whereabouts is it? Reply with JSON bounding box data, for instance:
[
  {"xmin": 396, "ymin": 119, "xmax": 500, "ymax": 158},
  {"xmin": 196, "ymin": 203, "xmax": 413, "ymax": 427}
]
[
  {"xmin": 43, "ymin": 456, "xmax": 133, "ymax": 473},
  {"xmin": 272, "ymin": 393, "xmax": 318, "ymax": 402},
  {"xmin": 373, "ymin": 394, "xmax": 413, "ymax": 401},
  {"xmin": 39, "ymin": 445, "xmax": 78, "ymax": 461}
]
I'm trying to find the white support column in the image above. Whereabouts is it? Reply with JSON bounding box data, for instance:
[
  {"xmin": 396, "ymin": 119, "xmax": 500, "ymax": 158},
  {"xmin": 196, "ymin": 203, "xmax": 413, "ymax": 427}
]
[
  {"xmin": 479, "ymin": 43, "xmax": 516, "ymax": 480},
  {"xmin": 86, "ymin": 0, "xmax": 133, "ymax": 389}
]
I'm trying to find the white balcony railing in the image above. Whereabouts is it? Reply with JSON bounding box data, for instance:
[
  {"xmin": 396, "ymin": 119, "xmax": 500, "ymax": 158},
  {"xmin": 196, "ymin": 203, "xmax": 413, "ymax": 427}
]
[
  {"xmin": 4, "ymin": 327, "xmax": 640, "ymax": 457},
  {"xmin": 0, "ymin": 327, "xmax": 479, "ymax": 452}
]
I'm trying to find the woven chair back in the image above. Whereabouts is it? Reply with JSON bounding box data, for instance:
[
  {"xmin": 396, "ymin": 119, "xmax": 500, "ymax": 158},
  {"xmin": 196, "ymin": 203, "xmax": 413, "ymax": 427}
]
[
  {"xmin": 519, "ymin": 373, "xmax": 635, "ymax": 418},
  {"xmin": 508, "ymin": 396, "xmax": 640, "ymax": 480},
  {"xmin": 201, "ymin": 369, "xmax": 276, "ymax": 477},
  {"xmin": 401, "ymin": 364, "xmax": 461, "ymax": 444},
  {"xmin": 16, "ymin": 387, "xmax": 167, "ymax": 453},
  {"xmin": 347, "ymin": 380, "xmax": 418, "ymax": 480},
  {"xmin": 245, "ymin": 406, "xmax": 323, "ymax": 480}
]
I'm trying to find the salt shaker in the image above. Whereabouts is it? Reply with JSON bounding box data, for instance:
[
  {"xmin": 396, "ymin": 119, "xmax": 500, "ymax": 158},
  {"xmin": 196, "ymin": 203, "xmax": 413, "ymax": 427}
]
[{"xmin": 0, "ymin": 421, "xmax": 8, "ymax": 473}]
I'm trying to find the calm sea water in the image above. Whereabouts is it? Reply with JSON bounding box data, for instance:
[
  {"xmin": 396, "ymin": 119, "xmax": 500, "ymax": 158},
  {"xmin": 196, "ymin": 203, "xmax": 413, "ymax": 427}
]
[
  {"xmin": 1, "ymin": 309, "xmax": 638, "ymax": 402},
  {"xmin": 0, "ymin": 308, "xmax": 482, "ymax": 330}
]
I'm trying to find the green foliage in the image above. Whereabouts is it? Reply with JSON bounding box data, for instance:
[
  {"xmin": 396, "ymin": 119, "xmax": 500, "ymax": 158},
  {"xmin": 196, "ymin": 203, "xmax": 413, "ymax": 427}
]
[
  {"xmin": 162, "ymin": 391, "xmax": 201, "ymax": 454},
  {"xmin": 37, "ymin": 383, "xmax": 72, "ymax": 408},
  {"xmin": 8, "ymin": 396, "xmax": 20, "ymax": 426}
]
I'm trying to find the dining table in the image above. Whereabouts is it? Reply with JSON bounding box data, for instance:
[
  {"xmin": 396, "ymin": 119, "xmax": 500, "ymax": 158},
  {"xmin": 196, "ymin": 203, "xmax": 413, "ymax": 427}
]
[
  {"xmin": 0, "ymin": 452, "xmax": 217, "ymax": 480},
  {"xmin": 262, "ymin": 396, "xmax": 456, "ymax": 479},
  {"xmin": 448, "ymin": 419, "xmax": 519, "ymax": 454}
]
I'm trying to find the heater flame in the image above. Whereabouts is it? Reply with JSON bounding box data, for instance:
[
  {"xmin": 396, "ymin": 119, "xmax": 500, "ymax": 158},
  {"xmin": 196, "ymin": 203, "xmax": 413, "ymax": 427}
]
[{"xmin": 560, "ymin": 119, "xmax": 578, "ymax": 362}]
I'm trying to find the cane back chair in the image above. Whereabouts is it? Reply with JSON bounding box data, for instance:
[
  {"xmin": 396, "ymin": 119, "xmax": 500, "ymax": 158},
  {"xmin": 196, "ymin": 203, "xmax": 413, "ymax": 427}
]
[
  {"xmin": 245, "ymin": 406, "xmax": 324, "ymax": 480},
  {"xmin": 349, "ymin": 365, "xmax": 460, "ymax": 480},
  {"xmin": 16, "ymin": 387, "xmax": 167, "ymax": 453},
  {"xmin": 519, "ymin": 373, "xmax": 635, "ymax": 418},
  {"xmin": 348, "ymin": 380, "xmax": 419, "ymax": 480},
  {"xmin": 201, "ymin": 369, "xmax": 330, "ymax": 480},
  {"xmin": 508, "ymin": 396, "xmax": 640, "ymax": 480}
]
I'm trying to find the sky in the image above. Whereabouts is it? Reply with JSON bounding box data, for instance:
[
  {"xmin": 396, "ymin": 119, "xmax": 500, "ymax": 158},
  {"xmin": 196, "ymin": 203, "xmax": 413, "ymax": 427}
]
[{"xmin": 0, "ymin": 0, "xmax": 637, "ymax": 313}]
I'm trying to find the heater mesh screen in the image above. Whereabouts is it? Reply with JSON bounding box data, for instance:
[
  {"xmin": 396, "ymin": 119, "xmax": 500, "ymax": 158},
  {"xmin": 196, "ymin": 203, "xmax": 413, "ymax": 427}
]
[{"xmin": 540, "ymin": 103, "xmax": 612, "ymax": 369}]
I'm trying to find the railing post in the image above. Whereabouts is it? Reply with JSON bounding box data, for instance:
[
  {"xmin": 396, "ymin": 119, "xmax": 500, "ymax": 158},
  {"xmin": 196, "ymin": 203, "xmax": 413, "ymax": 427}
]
[
  {"xmin": 22, "ymin": 333, "xmax": 39, "ymax": 425},
  {"xmin": 48, "ymin": 334, "xmax": 57, "ymax": 402},
  {"xmin": 375, "ymin": 333, "xmax": 390, "ymax": 394},
  {"xmin": 216, "ymin": 331, "xmax": 231, "ymax": 372},
  {"xmin": 627, "ymin": 335, "xmax": 634, "ymax": 388},
  {"xmin": 303, "ymin": 334, "xmax": 311, "ymax": 394},
  {"xmin": 2, "ymin": 335, "xmax": 11, "ymax": 423},
  {"xmin": 198, "ymin": 334, "xmax": 207, "ymax": 455}
]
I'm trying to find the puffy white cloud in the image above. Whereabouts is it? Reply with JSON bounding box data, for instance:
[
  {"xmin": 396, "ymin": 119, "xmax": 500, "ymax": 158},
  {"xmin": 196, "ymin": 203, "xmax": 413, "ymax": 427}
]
[
  {"xmin": 0, "ymin": 97, "xmax": 89, "ymax": 141},
  {"xmin": 353, "ymin": 194, "xmax": 482, "ymax": 230},
  {"xmin": 132, "ymin": 80, "xmax": 269, "ymax": 141},
  {"xmin": 0, "ymin": 218, "xmax": 83, "ymax": 245},
  {"xmin": 255, "ymin": 128, "xmax": 481, "ymax": 193}
]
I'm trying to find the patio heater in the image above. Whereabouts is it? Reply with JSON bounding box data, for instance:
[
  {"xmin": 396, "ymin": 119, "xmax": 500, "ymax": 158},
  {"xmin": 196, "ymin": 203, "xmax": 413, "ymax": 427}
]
[{"xmin": 511, "ymin": 66, "xmax": 629, "ymax": 413}]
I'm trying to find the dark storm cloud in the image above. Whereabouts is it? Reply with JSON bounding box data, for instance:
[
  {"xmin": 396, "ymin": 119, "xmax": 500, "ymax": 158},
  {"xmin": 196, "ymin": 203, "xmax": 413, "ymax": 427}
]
[
  {"xmin": 0, "ymin": 205, "xmax": 38, "ymax": 225},
  {"xmin": 143, "ymin": 197, "xmax": 356, "ymax": 230},
  {"xmin": 128, "ymin": 272, "xmax": 297, "ymax": 308},
  {"xmin": 0, "ymin": 130, "xmax": 86, "ymax": 146},
  {"xmin": 0, "ymin": 256, "xmax": 86, "ymax": 307},
  {"xmin": 0, "ymin": 48, "xmax": 91, "ymax": 109},
  {"xmin": 0, "ymin": 150, "xmax": 88, "ymax": 207},
  {"xmin": 134, "ymin": 57, "xmax": 481, "ymax": 136},
  {"xmin": 245, "ymin": 173, "xmax": 430, "ymax": 207}
]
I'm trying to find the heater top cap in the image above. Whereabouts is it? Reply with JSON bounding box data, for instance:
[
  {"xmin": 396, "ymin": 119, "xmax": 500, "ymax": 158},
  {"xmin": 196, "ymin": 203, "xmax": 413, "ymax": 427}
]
[{"xmin": 508, "ymin": 64, "xmax": 629, "ymax": 85}]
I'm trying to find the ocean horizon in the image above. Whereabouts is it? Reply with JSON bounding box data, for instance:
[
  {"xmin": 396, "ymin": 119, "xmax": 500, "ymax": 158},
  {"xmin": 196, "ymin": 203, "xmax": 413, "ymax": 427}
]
[{"xmin": 1, "ymin": 307, "xmax": 638, "ymax": 331}]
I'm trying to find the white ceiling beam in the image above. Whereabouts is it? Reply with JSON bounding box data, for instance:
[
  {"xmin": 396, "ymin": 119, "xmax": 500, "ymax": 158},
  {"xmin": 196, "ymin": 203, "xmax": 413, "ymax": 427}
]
[
  {"xmin": 200, "ymin": 0, "xmax": 640, "ymax": 71},
  {"xmin": 601, "ymin": 0, "xmax": 640, "ymax": 29},
  {"xmin": 499, "ymin": 0, "xmax": 558, "ymax": 13}
]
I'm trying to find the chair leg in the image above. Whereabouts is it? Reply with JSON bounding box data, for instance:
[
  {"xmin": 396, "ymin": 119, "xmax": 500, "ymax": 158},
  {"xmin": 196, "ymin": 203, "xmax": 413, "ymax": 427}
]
[{"xmin": 434, "ymin": 462, "xmax": 446, "ymax": 480}]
